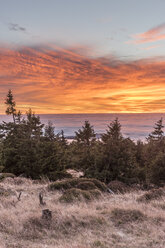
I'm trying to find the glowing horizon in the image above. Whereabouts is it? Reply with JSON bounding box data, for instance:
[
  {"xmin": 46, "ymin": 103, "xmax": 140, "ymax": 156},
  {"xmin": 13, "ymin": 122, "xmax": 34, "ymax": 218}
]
[
  {"xmin": 0, "ymin": 1, "xmax": 165, "ymax": 114},
  {"xmin": 0, "ymin": 45, "xmax": 165, "ymax": 115}
]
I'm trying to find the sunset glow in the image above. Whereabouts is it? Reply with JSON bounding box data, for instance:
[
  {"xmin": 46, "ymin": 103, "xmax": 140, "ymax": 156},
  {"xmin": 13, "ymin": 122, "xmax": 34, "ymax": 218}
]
[
  {"xmin": 0, "ymin": 0, "xmax": 165, "ymax": 114},
  {"xmin": 0, "ymin": 45, "xmax": 165, "ymax": 114}
]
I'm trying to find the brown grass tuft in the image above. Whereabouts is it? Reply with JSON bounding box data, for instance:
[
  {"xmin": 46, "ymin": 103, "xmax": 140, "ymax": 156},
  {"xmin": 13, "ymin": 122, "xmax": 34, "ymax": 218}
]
[
  {"xmin": 0, "ymin": 186, "xmax": 15, "ymax": 197},
  {"xmin": 0, "ymin": 173, "xmax": 15, "ymax": 181},
  {"xmin": 111, "ymin": 208, "xmax": 146, "ymax": 226},
  {"xmin": 137, "ymin": 188, "xmax": 165, "ymax": 203}
]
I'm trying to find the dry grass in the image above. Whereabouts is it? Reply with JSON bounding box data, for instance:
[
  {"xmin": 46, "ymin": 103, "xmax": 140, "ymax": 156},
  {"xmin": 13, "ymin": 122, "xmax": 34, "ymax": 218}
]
[
  {"xmin": 0, "ymin": 177, "xmax": 164, "ymax": 248},
  {"xmin": 137, "ymin": 188, "xmax": 165, "ymax": 203}
]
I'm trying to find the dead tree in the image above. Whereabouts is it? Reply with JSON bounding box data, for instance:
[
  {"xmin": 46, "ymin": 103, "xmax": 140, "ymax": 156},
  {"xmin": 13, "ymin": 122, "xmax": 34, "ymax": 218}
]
[
  {"xmin": 39, "ymin": 192, "xmax": 46, "ymax": 206},
  {"xmin": 11, "ymin": 191, "xmax": 22, "ymax": 207},
  {"xmin": 17, "ymin": 192, "xmax": 22, "ymax": 201}
]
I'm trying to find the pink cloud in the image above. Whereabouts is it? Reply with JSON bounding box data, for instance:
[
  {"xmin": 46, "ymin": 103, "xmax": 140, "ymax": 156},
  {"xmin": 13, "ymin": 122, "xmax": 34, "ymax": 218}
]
[
  {"xmin": 0, "ymin": 44, "xmax": 165, "ymax": 114},
  {"xmin": 130, "ymin": 23, "xmax": 165, "ymax": 44},
  {"xmin": 141, "ymin": 45, "xmax": 160, "ymax": 50}
]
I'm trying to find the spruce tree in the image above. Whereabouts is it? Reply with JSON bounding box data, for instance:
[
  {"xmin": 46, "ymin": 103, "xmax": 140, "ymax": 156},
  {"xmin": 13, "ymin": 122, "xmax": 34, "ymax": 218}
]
[
  {"xmin": 101, "ymin": 118, "xmax": 122, "ymax": 143},
  {"xmin": 44, "ymin": 121, "xmax": 55, "ymax": 141},
  {"xmin": 148, "ymin": 118, "xmax": 164, "ymax": 141},
  {"xmin": 5, "ymin": 89, "xmax": 16, "ymax": 123},
  {"xmin": 26, "ymin": 109, "xmax": 44, "ymax": 142},
  {"xmin": 75, "ymin": 120, "xmax": 96, "ymax": 146}
]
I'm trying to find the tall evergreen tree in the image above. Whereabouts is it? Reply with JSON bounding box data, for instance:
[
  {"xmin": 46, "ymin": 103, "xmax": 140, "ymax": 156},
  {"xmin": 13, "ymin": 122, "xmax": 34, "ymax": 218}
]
[
  {"xmin": 75, "ymin": 120, "xmax": 96, "ymax": 146},
  {"xmin": 145, "ymin": 118, "xmax": 165, "ymax": 185},
  {"xmin": 148, "ymin": 118, "xmax": 164, "ymax": 141},
  {"xmin": 69, "ymin": 121, "xmax": 96, "ymax": 171},
  {"xmin": 5, "ymin": 90, "xmax": 16, "ymax": 123},
  {"xmin": 44, "ymin": 121, "xmax": 56, "ymax": 141},
  {"xmin": 26, "ymin": 109, "xmax": 44, "ymax": 142},
  {"xmin": 102, "ymin": 118, "xmax": 122, "ymax": 143},
  {"xmin": 96, "ymin": 119, "xmax": 138, "ymax": 183}
]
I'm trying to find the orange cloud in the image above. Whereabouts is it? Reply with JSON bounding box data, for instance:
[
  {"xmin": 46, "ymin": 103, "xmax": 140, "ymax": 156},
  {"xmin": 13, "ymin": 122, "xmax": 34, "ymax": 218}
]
[
  {"xmin": 130, "ymin": 23, "xmax": 165, "ymax": 44},
  {"xmin": 0, "ymin": 45, "xmax": 165, "ymax": 114}
]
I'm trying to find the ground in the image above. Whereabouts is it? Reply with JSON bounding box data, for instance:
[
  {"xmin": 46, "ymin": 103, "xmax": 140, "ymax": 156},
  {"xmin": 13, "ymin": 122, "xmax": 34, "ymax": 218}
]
[{"xmin": 0, "ymin": 177, "xmax": 164, "ymax": 248}]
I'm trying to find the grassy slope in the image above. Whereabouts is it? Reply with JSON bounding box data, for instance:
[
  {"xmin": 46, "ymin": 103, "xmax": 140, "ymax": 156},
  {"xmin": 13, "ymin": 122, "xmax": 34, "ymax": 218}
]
[{"xmin": 0, "ymin": 177, "xmax": 164, "ymax": 248}]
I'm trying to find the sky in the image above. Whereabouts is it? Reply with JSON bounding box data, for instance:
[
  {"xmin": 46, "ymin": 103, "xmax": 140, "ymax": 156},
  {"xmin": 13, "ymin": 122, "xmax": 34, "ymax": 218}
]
[{"xmin": 0, "ymin": 0, "xmax": 165, "ymax": 114}]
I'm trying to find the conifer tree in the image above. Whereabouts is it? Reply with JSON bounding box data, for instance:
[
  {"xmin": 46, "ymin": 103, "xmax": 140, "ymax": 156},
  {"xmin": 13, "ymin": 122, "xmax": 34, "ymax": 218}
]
[
  {"xmin": 5, "ymin": 89, "xmax": 16, "ymax": 123},
  {"xmin": 60, "ymin": 130, "xmax": 68, "ymax": 147},
  {"xmin": 97, "ymin": 118, "xmax": 138, "ymax": 183},
  {"xmin": 101, "ymin": 118, "xmax": 122, "ymax": 143},
  {"xmin": 75, "ymin": 120, "xmax": 96, "ymax": 146},
  {"xmin": 70, "ymin": 121, "xmax": 96, "ymax": 171},
  {"xmin": 26, "ymin": 109, "xmax": 44, "ymax": 141},
  {"xmin": 44, "ymin": 121, "xmax": 55, "ymax": 141},
  {"xmin": 148, "ymin": 118, "xmax": 164, "ymax": 141}
]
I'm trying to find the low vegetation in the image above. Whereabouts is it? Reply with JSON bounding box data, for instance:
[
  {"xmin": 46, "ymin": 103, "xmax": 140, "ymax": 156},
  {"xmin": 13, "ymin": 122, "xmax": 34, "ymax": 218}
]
[
  {"xmin": 0, "ymin": 177, "xmax": 164, "ymax": 248},
  {"xmin": 137, "ymin": 188, "xmax": 165, "ymax": 203},
  {"xmin": 111, "ymin": 208, "xmax": 146, "ymax": 226},
  {"xmin": 59, "ymin": 188, "xmax": 102, "ymax": 203},
  {"xmin": 48, "ymin": 178, "xmax": 107, "ymax": 192}
]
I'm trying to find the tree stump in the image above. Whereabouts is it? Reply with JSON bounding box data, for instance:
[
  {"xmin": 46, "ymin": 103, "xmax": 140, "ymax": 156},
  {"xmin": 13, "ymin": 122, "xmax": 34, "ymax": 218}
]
[{"xmin": 42, "ymin": 209, "xmax": 52, "ymax": 220}]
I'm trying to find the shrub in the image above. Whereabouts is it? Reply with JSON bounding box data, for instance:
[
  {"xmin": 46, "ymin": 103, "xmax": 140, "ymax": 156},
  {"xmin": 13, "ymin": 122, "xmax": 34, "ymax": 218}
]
[
  {"xmin": 0, "ymin": 166, "xmax": 4, "ymax": 173},
  {"xmin": 59, "ymin": 188, "xmax": 102, "ymax": 203},
  {"xmin": 48, "ymin": 178, "xmax": 107, "ymax": 192},
  {"xmin": 59, "ymin": 188, "xmax": 88, "ymax": 203},
  {"xmin": 46, "ymin": 171, "xmax": 72, "ymax": 181},
  {"xmin": 77, "ymin": 181, "xmax": 97, "ymax": 190},
  {"xmin": 89, "ymin": 178, "xmax": 107, "ymax": 192},
  {"xmin": 149, "ymin": 152, "xmax": 165, "ymax": 185}
]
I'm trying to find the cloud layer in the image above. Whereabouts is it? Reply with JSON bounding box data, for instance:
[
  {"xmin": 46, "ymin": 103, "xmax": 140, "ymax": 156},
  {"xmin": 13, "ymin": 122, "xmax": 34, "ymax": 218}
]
[
  {"xmin": 131, "ymin": 23, "xmax": 165, "ymax": 44},
  {"xmin": 0, "ymin": 45, "xmax": 165, "ymax": 114}
]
